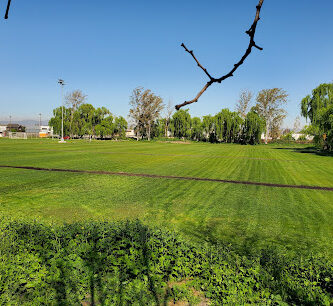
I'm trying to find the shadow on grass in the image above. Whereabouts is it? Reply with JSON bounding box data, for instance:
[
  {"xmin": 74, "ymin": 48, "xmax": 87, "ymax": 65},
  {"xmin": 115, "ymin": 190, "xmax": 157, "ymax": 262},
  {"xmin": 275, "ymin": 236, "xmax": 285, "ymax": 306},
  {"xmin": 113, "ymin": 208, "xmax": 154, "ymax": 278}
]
[
  {"xmin": 7, "ymin": 221, "xmax": 178, "ymax": 305},
  {"xmin": 274, "ymin": 146, "xmax": 333, "ymax": 157}
]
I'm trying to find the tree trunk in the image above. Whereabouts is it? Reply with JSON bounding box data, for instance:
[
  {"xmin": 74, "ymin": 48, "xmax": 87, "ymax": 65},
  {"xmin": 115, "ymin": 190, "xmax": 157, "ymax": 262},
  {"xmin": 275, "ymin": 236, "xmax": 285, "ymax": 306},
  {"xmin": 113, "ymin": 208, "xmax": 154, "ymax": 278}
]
[
  {"xmin": 148, "ymin": 122, "xmax": 151, "ymax": 141},
  {"xmin": 265, "ymin": 122, "xmax": 269, "ymax": 144}
]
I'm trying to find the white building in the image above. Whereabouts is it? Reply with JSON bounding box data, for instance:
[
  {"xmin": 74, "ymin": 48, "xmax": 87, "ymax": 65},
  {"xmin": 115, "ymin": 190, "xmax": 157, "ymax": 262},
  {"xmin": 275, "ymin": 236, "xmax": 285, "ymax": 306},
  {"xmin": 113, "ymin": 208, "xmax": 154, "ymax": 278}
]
[
  {"xmin": 0, "ymin": 125, "xmax": 7, "ymax": 137},
  {"xmin": 39, "ymin": 126, "xmax": 53, "ymax": 138}
]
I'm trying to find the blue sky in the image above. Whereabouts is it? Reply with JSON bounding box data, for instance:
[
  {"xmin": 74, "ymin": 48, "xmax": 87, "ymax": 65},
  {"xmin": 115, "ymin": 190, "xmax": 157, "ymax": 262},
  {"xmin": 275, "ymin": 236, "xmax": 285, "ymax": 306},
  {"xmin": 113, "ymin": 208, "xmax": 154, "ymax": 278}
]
[{"xmin": 0, "ymin": 0, "xmax": 332, "ymax": 128}]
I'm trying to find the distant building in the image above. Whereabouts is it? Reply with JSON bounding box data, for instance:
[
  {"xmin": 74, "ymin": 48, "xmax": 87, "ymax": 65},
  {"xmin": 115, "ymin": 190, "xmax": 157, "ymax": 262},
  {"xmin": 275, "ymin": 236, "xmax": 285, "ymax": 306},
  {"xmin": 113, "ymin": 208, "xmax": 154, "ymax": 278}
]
[
  {"xmin": 292, "ymin": 133, "xmax": 314, "ymax": 141},
  {"xmin": 0, "ymin": 125, "xmax": 7, "ymax": 137},
  {"xmin": 6, "ymin": 123, "xmax": 26, "ymax": 132},
  {"xmin": 125, "ymin": 129, "xmax": 136, "ymax": 139},
  {"xmin": 39, "ymin": 126, "xmax": 53, "ymax": 138}
]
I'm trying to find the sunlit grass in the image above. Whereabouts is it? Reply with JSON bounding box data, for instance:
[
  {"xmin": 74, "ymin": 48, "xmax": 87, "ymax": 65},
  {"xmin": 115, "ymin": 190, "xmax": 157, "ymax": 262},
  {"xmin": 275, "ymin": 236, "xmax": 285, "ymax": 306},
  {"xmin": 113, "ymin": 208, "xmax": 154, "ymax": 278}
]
[{"xmin": 1, "ymin": 138, "xmax": 332, "ymax": 254}]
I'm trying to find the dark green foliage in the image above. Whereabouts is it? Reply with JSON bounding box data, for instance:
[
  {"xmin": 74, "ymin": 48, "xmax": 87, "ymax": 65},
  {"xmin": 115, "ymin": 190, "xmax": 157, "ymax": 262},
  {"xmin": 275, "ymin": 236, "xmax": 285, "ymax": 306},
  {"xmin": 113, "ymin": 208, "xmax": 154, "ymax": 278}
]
[
  {"xmin": 172, "ymin": 109, "xmax": 191, "ymax": 139},
  {"xmin": 215, "ymin": 109, "xmax": 243, "ymax": 143},
  {"xmin": 241, "ymin": 110, "xmax": 265, "ymax": 144},
  {"xmin": 170, "ymin": 108, "xmax": 264, "ymax": 145},
  {"xmin": 301, "ymin": 83, "xmax": 333, "ymax": 150},
  {"xmin": 1, "ymin": 220, "xmax": 332, "ymax": 305},
  {"xmin": 49, "ymin": 104, "xmax": 127, "ymax": 139}
]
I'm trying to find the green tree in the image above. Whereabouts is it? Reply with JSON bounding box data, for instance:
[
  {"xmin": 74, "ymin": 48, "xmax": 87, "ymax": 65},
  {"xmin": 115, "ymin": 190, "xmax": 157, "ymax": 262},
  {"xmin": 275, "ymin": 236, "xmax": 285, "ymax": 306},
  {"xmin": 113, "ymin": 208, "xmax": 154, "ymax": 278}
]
[
  {"xmin": 65, "ymin": 90, "xmax": 87, "ymax": 137},
  {"xmin": 49, "ymin": 106, "xmax": 71, "ymax": 136},
  {"xmin": 172, "ymin": 109, "xmax": 191, "ymax": 139},
  {"xmin": 114, "ymin": 116, "xmax": 128, "ymax": 139},
  {"xmin": 191, "ymin": 117, "xmax": 202, "ymax": 141},
  {"xmin": 241, "ymin": 110, "xmax": 265, "ymax": 145},
  {"xmin": 215, "ymin": 109, "xmax": 243, "ymax": 143},
  {"xmin": 301, "ymin": 83, "xmax": 333, "ymax": 150},
  {"xmin": 202, "ymin": 115, "xmax": 216, "ymax": 142}
]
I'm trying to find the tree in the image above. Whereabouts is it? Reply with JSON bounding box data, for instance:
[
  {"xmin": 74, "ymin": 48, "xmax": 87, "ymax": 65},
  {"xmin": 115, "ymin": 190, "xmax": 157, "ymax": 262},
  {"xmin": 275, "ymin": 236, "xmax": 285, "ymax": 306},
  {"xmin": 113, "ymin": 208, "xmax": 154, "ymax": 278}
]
[
  {"xmin": 129, "ymin": 87, "xmax": 164, "ymax": 141},
  {"xmin": 202, "ymin": 115, "xmax": 216, "ymax": 142},
  {"xmin": 191, "ymin": 117, "xmax": 202, "ymax": 141},
  {"xmin": 269, "ymin": 113, "xmax": 286, "ymax": 140},
  {"xmin": 301, "ymin": 83, "xmax": 333, "ymax": 150},
  {"xmin": 236, "ymin": 90, "xmax": 253, "ymax": 119},
  {"xmin": 65, "ymin": 90, "xmax": 87, "ymax": 137},
  {"xmin": 172, "ymin": 109, "xmax": 191, "ymax": 139},
  {"xmin": 255, "ymin": 88, "xmax": 288, "ymax": 144},
  {"xmin": 241, "ymin": 110, "xmax": 265, "ymax": 145},
  {"xmin": 175, "ymin": 0, "xmax": 265, "ymax": 110},
  {"xmin": 4, "ymin": 0, "xmax": 11, "ymax": 19},
  {"xmin": 215, "ymin": 109, "xmax": 243, "ymax": 143},
  {"xmin": 114, "ymin": 116, "xmax": 127, "ymax": 139},
  {"xmin": 49, "ymin": 106, "xmax": 71, "ymax": 136},
  {"xmin": 164, "ymin": 100, "xmax": 174, "ymax": 137}
]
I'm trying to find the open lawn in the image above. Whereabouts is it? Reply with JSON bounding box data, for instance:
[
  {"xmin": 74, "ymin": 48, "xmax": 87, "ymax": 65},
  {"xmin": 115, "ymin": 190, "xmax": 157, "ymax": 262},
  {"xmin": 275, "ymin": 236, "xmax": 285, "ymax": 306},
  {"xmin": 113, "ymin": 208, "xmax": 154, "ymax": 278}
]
[{"xmin": 1, "ymin": 138, "xmax": 333, "ymax": 255}]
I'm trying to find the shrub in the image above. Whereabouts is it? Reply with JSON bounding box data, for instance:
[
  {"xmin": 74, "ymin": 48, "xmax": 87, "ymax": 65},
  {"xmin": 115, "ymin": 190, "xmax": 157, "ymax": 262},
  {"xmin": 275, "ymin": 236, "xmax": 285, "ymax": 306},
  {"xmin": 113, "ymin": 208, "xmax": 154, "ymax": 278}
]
[{"xmin": 0, "ymin": 220, "xmax": 332, "ymax": 305}]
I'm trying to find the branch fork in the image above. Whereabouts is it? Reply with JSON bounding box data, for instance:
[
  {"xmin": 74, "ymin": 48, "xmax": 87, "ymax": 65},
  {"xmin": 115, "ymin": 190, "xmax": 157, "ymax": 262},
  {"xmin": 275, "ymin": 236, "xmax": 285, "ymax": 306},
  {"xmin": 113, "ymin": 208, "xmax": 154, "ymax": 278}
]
[{"xmin": 175, "ymin": 0, "xmax": 265, "ymax": 110}]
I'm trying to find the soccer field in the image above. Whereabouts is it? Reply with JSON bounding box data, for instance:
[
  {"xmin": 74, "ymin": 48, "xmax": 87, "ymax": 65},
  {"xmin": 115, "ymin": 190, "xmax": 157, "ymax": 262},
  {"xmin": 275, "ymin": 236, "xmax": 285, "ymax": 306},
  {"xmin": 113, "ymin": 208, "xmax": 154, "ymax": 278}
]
[{"xmin": 1, "ymin": 138, "xmax": 333, "ymax": 254}]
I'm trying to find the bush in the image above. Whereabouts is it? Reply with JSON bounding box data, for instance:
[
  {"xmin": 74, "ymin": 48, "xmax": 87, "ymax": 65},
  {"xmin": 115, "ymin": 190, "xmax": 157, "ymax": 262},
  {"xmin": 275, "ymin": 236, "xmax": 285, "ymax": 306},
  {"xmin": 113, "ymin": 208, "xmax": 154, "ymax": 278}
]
[{"xmin": 0, "ymin": 220, "xmax": 332, "ymax": 305}]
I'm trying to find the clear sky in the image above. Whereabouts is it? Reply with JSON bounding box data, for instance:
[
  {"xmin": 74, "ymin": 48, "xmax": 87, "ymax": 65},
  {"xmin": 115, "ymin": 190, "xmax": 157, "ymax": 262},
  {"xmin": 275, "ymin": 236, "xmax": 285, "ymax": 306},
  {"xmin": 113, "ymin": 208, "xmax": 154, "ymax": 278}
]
[{"xmin": 0, "ymin": 0, "xmax": 332, "ymax": 128}]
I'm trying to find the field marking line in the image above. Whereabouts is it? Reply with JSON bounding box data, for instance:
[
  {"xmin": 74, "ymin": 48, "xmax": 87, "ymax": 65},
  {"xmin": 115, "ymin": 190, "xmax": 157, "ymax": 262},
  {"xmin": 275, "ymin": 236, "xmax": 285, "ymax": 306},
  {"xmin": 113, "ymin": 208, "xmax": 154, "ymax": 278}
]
[{"xmin": 1, "ymin": 165, "xmax": 333, "ymax": 192}]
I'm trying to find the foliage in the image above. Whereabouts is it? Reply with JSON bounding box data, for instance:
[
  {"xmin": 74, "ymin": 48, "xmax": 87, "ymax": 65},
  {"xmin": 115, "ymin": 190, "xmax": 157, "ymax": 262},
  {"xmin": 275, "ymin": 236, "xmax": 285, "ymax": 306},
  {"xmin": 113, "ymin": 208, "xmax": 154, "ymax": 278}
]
[
  {"xmin": 65, "ymin": 90, "xmax": 87, "ymax": 137},
  {"xmin": 280, "ymin": 132, "xmax": 295, "ymax": 142},
  {"xmin": 0, "ymin": 220, "xmax": 332, "ymax": 305},
  {"xmin": 49, "ymin": 104, "xmax": 127, "ymax": 139},
  {"xmin": 215, "ymin": 109, "xmax": 243, "ymax": 143},
  {"xmin": 172, "ymin": 109, "xmax": 191, "ymax": 139},
  {"xmin": 190, "ymin": 117, "xmax": 202, "ymax": 141},
  {"xmin": 241, "ymin": 110, "xmax": 265, "ymax": 145},
  {"xmin": 129, "ymin": 87, "xmax": 164, "ymax": 140},
  {"xmin": 255, "ymin": 88, "xmax": 288, "ymax": 144},
  {"xmin": 301, "ymin": 83, "xmax": 333, "ymax": 151}
]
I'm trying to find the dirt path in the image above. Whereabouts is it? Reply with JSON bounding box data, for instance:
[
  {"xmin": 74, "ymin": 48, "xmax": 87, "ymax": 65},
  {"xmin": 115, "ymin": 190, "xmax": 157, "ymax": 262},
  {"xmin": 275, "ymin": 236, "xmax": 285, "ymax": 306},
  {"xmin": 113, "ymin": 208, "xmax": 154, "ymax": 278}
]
[{"xmin": 1, "ymin": 165, "xmax": 332, "ymax": 191}]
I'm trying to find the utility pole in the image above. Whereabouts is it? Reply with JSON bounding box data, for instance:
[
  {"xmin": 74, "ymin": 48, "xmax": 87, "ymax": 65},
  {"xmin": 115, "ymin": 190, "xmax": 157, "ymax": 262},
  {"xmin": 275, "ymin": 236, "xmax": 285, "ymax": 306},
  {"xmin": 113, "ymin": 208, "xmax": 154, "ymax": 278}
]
[
  {"xmin": 58, "ymin": 79, "xmax": 66, "ymax": 143},
  {"xmin": 38, "ymin": 113, "xmax": 42, "ymax": 128},
  {"xmin": 9, "ymin": 115, "xmax": 12, "ymax": 125}
]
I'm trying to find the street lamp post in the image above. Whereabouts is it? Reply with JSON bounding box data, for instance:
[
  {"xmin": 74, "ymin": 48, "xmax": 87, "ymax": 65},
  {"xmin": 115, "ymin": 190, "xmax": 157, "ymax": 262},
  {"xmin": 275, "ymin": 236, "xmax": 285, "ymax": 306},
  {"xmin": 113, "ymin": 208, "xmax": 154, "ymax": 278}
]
[{"xmin": 58, "ymin": 79, "xmax": 66, "ymax": 143}]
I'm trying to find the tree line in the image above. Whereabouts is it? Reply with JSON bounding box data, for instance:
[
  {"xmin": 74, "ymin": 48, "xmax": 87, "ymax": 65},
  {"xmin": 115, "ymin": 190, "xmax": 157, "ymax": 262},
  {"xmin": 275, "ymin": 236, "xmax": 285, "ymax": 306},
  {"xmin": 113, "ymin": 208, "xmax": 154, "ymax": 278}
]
[
  {"xmin": 49, "ymin": 87, "xmax": 290, "ymax": 145},
  {"xmin": 49, "ymin": 90, "xmax": 127, "ymax": 139},
  {"xmin": 129, "ymin": 87, "xmax": 288, "ymax": 145}
]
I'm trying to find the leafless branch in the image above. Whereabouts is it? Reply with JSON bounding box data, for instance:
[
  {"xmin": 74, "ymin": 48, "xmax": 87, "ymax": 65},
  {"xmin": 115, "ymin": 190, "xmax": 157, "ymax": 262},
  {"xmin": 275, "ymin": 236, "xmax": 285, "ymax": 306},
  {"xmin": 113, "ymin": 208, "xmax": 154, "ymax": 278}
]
[
  {"xmin": 175, "ymin": 0, "xmax": 264, "ymax": 110},
  {"xmin": 4, "ymin": 0, "xmax": 11, "ymax": 19}
]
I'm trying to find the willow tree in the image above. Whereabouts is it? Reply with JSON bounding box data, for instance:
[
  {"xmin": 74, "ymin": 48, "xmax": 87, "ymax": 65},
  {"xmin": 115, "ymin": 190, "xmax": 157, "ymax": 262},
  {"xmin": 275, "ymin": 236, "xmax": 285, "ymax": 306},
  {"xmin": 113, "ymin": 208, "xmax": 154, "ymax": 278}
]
[
  {"xmin": 241, "ymin": 110, "xmax": 265, "ymax": 144},
  {"xmin": 255, "ymin": 88, "xmax": 288, "ymax": 144},
  {"xmin": 215, "ymin": 109, "xmax": 243, "ymax": 143},
  {"xmin": 65, "ymin": 90, "xmax": 87, "ymax": 137},
  {"xmin": 172, "ymin": 109, "xmax": 191, "ymax": 139},
  {"xmin": 191, "ymin": 117, "xmax": 202, "ymax": 141},
  {"xmin": 301, "ymin": 83, "xmax": 333, "ymax": 150}
]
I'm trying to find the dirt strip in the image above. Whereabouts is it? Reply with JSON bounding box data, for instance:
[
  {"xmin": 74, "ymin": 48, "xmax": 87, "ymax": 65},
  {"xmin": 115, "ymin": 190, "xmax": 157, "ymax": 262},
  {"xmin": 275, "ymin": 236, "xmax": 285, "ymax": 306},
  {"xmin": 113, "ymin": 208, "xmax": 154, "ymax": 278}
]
[{"xmin": 1, "ymin": 165, "xmax": 332, "ymax": 191}]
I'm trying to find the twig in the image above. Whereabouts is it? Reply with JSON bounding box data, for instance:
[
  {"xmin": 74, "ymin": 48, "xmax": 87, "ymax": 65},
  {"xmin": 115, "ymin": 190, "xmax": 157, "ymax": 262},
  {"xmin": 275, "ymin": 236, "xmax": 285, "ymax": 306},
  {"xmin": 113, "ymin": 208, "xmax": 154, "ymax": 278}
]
[
  {"xmin": 4, "ymin": 0, "xmax": 11, "ymax": 19},
  {"xmin": 175, "ymin": 0, "xmax": 264, "ymax": 110}
]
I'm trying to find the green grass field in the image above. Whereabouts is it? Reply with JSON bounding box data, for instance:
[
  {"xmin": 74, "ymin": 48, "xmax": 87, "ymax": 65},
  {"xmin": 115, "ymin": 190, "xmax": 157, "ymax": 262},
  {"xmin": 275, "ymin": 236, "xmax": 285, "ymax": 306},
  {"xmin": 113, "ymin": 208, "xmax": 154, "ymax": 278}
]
[{"xmin": 1, "ymin": 138, "xmax": 333, "ymax": 255}]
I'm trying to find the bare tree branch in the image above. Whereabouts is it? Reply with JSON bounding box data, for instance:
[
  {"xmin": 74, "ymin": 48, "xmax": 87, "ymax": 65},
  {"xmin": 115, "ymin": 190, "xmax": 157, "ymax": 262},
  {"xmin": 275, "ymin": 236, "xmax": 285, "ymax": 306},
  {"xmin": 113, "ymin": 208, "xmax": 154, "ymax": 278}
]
[
  {"xmin": 4, "ymin": 0, "xmax": 11, "ymax": 19},
  {"xmin": 175, "ymin": 0, "xmax": 264, "ymax": 110}
]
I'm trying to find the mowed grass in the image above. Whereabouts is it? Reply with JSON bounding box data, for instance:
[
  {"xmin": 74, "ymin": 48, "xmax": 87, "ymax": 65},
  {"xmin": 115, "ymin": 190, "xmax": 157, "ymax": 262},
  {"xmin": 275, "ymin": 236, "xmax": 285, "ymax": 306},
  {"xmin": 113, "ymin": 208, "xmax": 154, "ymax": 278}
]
[{"xmin": 1, "ymin": 138, "xmax": 333, "ymax": 255}]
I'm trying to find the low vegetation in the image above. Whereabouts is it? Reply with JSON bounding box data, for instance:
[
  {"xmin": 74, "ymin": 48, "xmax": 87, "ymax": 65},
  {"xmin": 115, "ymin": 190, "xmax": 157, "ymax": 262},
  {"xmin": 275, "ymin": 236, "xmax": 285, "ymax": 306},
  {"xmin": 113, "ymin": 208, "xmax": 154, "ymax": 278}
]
[{"xmin": 1, "ymin": 220, "xmax": 332, "ymax": 305}]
